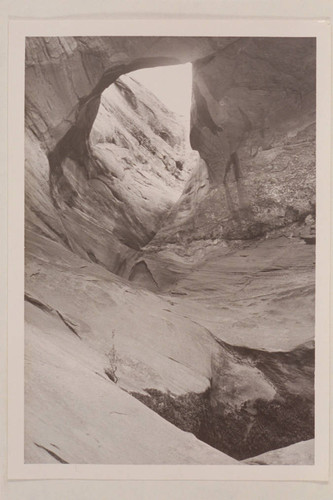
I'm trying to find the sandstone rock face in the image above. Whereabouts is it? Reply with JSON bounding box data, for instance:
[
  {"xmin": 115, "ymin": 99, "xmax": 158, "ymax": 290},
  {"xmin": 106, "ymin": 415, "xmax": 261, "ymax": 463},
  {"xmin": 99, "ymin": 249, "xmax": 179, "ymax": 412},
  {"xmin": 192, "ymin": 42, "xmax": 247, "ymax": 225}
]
[
  {"xmin": 25, "ymin": 294, "xmax": 237, "ymax": 465},
  {"xmin": 25, "ymin": 231, "xmax": 314, "ymax": 462},
  {"xmin": 26, "ymin": 36, "xmax": 315, "ymax": 252},
  {"xmin": 26, "ymin": 70, "xmax": 191, "ymax": 273},
  {"xmin": 25, "ymin": 36, "xmax": 315, "ymax": 465},
  {"xmin": 155, "ymin": 38, "xmax": 316, "ymax": 243}
]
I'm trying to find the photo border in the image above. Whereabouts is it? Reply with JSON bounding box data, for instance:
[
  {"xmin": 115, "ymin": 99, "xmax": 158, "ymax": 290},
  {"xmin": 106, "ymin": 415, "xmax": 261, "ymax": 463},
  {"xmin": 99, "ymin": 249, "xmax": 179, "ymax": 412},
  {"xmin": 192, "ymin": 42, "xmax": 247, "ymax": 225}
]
[{"xmin": 7, "ymin": 17, "xmax": 331, "ymax": 481}]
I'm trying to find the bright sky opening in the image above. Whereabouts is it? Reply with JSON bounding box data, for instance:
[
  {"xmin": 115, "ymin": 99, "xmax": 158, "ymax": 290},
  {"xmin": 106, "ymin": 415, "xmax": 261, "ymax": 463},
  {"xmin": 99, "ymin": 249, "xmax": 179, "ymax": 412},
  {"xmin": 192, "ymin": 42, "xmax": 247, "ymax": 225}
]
[{"xmin": 130, "ymin": 63, "xmax": 192, "ymax": 120}]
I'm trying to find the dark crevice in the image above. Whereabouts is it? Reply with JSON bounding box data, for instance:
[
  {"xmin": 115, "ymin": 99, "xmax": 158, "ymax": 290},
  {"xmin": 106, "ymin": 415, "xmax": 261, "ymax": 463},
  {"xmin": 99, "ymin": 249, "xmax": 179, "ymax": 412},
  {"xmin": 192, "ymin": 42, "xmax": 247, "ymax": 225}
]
[
  {"xmin": 130, "ymin": 339, "xmax": 314, "ymax": 461},
  {"xmin": 104, "ymin": 368, "xmax": 118, "ymax": 384},
  {"xmin": 25, "ymin": 293, "xmax": 82, "ymax": 340},
  {"xmin": 56, "ymin": 311, "xmax": 82, "ymax": 339},
  {"xmin": 34, "ymin": 442, "xmax": 69, "ymax": 464},
  {"xmin": 50, "ymin": 443, "xmax": 60, "ymax": 450},
  {"xmin": 86, "ymin": 250, "xmax": 99, "ymax": 264},
  {"xmin": 131, "ymin": 386, "xmax": 314, "ymax": 461},
  {"xmin": 24, "ymin": 293, "xmax": 53, "ymax": 314},
  {"xmin": 300, "ymin": 236, "xmax": 316, "ymax": 245}
]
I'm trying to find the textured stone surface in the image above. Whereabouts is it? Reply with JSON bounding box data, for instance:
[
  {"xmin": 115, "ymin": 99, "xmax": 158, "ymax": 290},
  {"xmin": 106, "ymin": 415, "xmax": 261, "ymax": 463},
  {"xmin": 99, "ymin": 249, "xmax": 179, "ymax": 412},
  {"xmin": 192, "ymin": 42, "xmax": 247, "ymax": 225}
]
[
  {"xmin": 25, "ymin": 36, "xmax": 315, "ymax": 249},
  {"xmin": 156, "ymin": 38, "xmax": 316, "ymax": 243},
  {"xmin": 25, "ymin": 231, "xmax": 314, "ymax": 462},
  {"xmin": 143, "ymin": 236, "xmax": 315, "ymax": 352},
  {"xmin": 26, "ymin": 72, "xmax": 192, "ymax": 272},
  {"xmin": 244, "ymin": 439, "xmax": 314, "ymax": 465},
  {"xmin": 25, "ymin": 301, "xmax": 237, "ymax": 465},
  {"xmin": 25, "ymin": 36, "xmax": 315, "ymax": 465}
]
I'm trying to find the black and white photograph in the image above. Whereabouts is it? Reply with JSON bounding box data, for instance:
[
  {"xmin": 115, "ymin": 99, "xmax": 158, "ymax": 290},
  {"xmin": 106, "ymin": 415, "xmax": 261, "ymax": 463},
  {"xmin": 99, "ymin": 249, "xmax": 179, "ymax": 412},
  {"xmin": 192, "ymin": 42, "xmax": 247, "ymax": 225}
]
[{"xmin": 6, "ymin": 17, "xmax": 331, "ymax": 483}]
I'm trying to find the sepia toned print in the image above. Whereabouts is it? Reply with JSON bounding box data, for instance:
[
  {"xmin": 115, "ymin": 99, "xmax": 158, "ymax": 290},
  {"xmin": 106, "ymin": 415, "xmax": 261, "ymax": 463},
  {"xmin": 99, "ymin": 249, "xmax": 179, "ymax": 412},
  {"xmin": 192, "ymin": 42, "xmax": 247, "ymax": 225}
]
[
  {"xmin": 23, "ymin": 35, "xmax": 317, "ymax": 467},
  {"xmin": 25, "ymin": 36, "xmax": 316, "ymax": 465}
]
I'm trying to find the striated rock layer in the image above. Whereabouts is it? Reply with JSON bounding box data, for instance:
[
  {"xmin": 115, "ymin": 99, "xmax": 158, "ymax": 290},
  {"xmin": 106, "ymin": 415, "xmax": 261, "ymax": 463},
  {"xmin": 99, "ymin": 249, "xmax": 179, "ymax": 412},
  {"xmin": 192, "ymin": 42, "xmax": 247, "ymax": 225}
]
[
  {"xmin": 26, "ymin": 71, "xmax": 192, "ymax": 273},
  {"xmin": 25, "ymin": 36, "xmax": 315, "ymax": 465}
]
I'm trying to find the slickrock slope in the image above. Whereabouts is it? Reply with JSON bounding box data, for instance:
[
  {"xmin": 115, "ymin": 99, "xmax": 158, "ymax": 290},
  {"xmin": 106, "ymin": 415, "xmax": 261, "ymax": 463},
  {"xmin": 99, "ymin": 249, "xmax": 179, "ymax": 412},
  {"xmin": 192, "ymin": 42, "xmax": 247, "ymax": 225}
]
[
  {"xmin": 25, "ymin": 230, "xmax": 314, "ymax": 462},
  {"xmin": 141, "ymin": 235, "xmax": 315, "ymax": 352},
  {"xmin": 25, "ymin": 291, "xmax": 236, "ymax": 465},
  {"xmin": 24, "ymin": 36, "xmax": 315, "ymax": 465}
]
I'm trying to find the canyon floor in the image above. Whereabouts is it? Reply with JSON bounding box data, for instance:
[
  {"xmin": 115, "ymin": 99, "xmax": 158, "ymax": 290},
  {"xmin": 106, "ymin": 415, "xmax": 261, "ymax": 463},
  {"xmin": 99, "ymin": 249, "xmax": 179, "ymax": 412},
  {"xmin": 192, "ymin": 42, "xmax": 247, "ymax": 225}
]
[{"xmin": 25, "ymin": 225, "xmax": 315, "ymax": 464}]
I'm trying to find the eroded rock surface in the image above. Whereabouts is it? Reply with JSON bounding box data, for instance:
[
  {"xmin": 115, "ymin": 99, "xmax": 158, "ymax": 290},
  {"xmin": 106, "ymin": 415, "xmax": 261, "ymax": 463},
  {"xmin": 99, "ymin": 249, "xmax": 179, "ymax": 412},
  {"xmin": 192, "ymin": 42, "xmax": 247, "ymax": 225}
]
[
  {"xmin": 26, "ymin": 37, "xmax": 315, "ymax": 252},
  {"xmin": 25, "ymin": 36, "xmax": 315, "ymax": 465},
  {"xmin": 26, "ymin": 72, "xmax": 192, "ymax": 273}
]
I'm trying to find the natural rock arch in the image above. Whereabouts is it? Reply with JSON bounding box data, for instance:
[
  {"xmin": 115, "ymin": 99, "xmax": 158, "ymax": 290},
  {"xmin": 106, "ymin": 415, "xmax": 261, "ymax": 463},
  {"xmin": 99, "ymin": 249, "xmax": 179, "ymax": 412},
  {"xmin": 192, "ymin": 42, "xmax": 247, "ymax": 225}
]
[
  {"xmin": 25, "ymin": 36, "xmax": 316, "ymax": 267},
  {"xmin": 24, "ymin": 37, "xmax": 317, "ymax": 465},
  {"xmin": 26, "ymin": 36, "xmax": 314, "ymax": 181}
]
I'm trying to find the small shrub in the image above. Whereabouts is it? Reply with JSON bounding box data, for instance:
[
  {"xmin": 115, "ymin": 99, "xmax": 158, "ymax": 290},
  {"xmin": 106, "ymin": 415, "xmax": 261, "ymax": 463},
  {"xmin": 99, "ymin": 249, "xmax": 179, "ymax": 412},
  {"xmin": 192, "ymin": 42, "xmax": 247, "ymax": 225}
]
[{"xmin": 104, "ymin": 330, "xmax": 118, "ymax": 383}]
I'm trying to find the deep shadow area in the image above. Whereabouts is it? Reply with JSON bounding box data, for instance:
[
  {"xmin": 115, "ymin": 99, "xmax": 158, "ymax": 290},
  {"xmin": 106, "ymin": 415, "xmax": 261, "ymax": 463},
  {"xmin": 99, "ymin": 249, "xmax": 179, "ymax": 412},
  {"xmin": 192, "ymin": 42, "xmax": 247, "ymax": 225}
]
[
  {"xmin": 131, "ymin": 388, "xmax": 314, "ymax": 461},
  {"xmin": 131, "ymin": 341, "xmax": 314, "ymax": 460}
]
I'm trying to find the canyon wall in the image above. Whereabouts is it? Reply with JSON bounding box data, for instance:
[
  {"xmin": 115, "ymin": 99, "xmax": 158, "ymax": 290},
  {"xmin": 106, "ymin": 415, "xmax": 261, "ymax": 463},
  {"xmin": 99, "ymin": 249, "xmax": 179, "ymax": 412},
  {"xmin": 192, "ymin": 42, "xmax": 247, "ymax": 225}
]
[
  {"xmin": 25, "ymin": 36, "xmax": 315, "ymax": 465},
  {"xmin": 26, "ymin": 36, "xmax": 315, "ymax": 269},
  {"xmin": 152, "ymin": 37, "xmax": 316, "ymax": 246}
]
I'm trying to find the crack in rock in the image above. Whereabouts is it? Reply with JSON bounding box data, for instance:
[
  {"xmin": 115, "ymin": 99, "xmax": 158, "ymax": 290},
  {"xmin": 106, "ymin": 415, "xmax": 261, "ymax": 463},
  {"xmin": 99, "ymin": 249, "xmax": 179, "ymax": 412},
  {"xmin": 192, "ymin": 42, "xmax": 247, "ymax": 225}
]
[{"xmin": 34, "ymin": 442, "xmax": 69, "ymax": 464}]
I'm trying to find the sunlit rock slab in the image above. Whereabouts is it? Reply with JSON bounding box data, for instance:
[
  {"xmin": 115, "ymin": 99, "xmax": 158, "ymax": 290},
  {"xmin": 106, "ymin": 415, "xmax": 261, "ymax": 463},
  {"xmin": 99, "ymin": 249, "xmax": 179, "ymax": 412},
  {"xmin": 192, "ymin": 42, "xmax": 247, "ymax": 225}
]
[
  {"xmin": 25, "ymin": 229, "xmax": 224, "ymax": 395},
  {"xmin": 25, "ymin": 306, "xmax": 236, "ymax": 465},
  {"xmin": 144, "ymin": 236, "xmax": 314, "ymax": 352}
]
